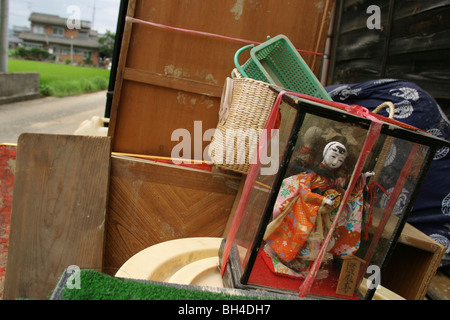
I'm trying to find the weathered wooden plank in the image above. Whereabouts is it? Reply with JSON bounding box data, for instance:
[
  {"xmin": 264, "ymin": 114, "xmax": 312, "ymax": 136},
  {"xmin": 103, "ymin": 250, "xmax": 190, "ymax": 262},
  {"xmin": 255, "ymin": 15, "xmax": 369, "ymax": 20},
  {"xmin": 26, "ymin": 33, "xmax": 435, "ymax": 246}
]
[
  {"xmin": 389, "ymin": 30, "xmax": 450, "ymax": 55},
  {"xmin": 3, "ymin": 134, "xmax": 111, "ymax": 300},
  {"xmin": 123, "ymin": 67, "xmax": 223, "ymax": 97},
  {"xmin": 334, "ymin": 30, "xmax": 385, "ymax": 61},
  {"xmin": 394, "ymin": 0, "xmax": 450, "ymax": 20},
  {"xmin": 332, "ymin": 58, "xmax": 383, "ymax": 84},
  {"xmin": 330, "ymin": 0, "xmax": 450, "ymax": 100},
  {"xmin": 339, "ymin": 0, "xmax": 390, "ymax": 34}
]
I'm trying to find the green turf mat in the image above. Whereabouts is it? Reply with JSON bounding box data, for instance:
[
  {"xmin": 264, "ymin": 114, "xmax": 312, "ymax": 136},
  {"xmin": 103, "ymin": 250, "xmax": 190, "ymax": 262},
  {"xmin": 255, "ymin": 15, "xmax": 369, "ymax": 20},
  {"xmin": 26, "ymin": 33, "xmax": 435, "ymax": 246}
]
[{"xmin": 51, "ymin": 268, "xmax": 300, "ymax": 300}]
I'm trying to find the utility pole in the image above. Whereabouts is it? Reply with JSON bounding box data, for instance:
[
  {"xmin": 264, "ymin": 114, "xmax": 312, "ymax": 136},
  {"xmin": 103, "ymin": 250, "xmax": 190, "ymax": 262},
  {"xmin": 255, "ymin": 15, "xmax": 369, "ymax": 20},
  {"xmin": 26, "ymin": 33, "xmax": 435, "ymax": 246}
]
[
  {"xmin": 0, "ymin": 0, "xmax": 10, "ymax": 72},
  {"xmin": 92, "ymin": 0, "xmax": 96, "ymax": 31}
]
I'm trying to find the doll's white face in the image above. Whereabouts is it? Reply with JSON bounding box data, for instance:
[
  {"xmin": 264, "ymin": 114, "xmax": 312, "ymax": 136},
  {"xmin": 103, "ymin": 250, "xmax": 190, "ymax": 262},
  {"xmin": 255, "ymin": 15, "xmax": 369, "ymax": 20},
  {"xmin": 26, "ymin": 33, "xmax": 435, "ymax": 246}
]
[{"xmin": 322, "ymin": 143, "xmax": 347, "ymax": 170}]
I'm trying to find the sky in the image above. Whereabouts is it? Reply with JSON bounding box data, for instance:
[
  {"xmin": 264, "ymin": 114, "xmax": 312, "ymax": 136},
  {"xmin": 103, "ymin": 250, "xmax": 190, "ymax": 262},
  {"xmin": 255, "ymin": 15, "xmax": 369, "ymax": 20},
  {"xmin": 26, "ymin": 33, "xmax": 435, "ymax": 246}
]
[{"xmin": 8, "ymin": 0, "xmax": 121, "ymax": 34}]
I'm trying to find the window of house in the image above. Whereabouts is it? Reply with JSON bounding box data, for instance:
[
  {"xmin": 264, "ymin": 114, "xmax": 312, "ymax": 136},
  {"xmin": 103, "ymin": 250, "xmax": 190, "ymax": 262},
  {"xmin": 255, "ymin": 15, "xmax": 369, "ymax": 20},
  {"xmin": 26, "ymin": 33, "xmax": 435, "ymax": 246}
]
[
  {"xmin": 52, "ymin": 27, "xmax": 65, "ymax": 37},
  {"xmin": 33, "ymin": 25, "xmax": 45, "ymax": 34},
  {"xmin": 24, "ymin": 42, "xmax": 43, "ymax": 49},
  {"xmin": 83, "ymin": 50, "xmax": 93, "ymax": 59},
  {"xmin": 77, "ymin": 31, "xmax": 88, "ymax": 39}
]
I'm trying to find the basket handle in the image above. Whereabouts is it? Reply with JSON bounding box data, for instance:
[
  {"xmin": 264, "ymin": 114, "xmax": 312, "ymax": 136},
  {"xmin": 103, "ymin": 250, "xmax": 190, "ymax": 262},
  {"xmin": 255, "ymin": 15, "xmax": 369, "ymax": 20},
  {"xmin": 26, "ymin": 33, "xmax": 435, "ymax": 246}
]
[
  {"xmin": 234, "ymin": 44, "xmax": 254, "ymax": 78},
  {"xmin": 231, "ymin": 68, "xmax": 242, "ymax": 78},
  {"xmin": 219, "ymin": 77, "xmax": 234, "ymax": 125},
  {"xmin": 373, "ymin": 102, "xmax": 395, "ymax": 119}
]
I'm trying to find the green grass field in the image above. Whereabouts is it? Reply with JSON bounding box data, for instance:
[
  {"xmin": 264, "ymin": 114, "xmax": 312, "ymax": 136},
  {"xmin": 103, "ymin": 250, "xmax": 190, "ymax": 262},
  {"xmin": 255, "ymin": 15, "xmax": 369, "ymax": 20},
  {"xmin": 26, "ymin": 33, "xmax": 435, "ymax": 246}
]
[{"xmin": 8, "ymin": 59, "xmax": 111, "ymax": 97}]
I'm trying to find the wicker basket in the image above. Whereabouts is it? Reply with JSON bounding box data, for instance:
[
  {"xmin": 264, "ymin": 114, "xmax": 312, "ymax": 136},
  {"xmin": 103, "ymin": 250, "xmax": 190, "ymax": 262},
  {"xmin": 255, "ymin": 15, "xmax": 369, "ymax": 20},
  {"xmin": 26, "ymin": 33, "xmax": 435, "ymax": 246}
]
[{"xmin": 208, "ymin": 76, "xmax": 277, "ymax": 174}]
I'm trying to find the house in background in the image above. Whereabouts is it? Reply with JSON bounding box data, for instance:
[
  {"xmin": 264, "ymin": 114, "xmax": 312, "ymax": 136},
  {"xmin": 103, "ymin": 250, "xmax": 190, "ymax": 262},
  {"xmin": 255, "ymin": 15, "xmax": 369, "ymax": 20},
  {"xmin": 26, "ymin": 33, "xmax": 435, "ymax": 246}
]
[
  {"xmin": 8, "ymin": 26, "xmax": 30, "ymax": 49},
  {"xmin": 18, "ymin": 12, "xmax": 99, "ymax": 65}
]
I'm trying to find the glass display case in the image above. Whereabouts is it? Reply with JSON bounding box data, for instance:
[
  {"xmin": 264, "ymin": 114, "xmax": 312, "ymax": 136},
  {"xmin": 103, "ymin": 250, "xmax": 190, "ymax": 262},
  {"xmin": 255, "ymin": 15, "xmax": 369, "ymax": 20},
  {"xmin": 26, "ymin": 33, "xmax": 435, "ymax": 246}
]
[{"xmin": 219, "ymin": 87, "xmax": 450, "ymax": 300}]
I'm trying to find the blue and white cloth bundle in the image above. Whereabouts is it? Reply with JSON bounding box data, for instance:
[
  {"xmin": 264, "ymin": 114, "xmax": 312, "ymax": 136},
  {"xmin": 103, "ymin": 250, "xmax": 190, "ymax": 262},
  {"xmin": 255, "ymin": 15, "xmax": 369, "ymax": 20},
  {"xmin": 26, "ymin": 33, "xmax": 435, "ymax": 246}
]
[{"xmin": 326, "ymin": 79, "xmax": 450, "ymax": 266}]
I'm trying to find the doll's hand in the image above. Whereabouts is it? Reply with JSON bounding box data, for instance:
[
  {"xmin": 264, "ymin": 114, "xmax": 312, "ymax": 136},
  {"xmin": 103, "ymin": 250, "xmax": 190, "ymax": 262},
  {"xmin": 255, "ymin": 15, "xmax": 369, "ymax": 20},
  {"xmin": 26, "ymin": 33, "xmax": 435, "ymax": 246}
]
[
  {"xmin": 323, "ymin": 196, "xmax": 335, "ymax": 207},
  {"xmin": 364, "ymin": 171, "xmax": 375, "ymax": 178}
]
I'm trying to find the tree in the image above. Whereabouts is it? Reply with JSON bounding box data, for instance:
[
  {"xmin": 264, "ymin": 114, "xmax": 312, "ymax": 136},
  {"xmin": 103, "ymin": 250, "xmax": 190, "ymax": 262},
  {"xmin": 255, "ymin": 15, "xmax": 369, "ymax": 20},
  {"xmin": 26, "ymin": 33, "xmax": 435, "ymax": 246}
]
[{"xmin": 98, "ymin": 30, "xmax": 115, "ymax": 59}]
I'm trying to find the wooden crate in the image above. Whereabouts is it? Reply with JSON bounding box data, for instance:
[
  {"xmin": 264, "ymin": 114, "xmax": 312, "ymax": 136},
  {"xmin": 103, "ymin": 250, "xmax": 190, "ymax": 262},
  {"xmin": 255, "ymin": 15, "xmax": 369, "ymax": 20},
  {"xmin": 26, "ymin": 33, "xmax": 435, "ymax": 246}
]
[{"xmin": 382, "ymin": 222, "xmax": 446, "ymax": 300}]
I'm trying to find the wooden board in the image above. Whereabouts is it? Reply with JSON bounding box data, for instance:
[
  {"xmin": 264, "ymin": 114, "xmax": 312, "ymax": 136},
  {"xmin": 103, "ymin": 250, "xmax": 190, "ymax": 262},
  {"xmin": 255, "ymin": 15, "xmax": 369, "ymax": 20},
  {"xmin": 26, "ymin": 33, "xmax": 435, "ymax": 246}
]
[
  {"xmin": 108, "ymin": 0, "xmax": 335, "ymax": 157},
  {"xmin": 3, "ymin": 134, "xmax": 111, "ymax": 300},
  {"xmin": 103, "ymin": 155, "xmax": 241, "ymax": 275}
]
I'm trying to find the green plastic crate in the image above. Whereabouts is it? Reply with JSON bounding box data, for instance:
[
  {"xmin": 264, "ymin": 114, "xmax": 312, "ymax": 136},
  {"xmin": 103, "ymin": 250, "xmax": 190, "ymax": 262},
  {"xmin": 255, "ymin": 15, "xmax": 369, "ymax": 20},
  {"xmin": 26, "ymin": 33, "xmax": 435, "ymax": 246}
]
[{"xmin": 234, "ymin": 35, "xmax": 332, "ymax": 101}]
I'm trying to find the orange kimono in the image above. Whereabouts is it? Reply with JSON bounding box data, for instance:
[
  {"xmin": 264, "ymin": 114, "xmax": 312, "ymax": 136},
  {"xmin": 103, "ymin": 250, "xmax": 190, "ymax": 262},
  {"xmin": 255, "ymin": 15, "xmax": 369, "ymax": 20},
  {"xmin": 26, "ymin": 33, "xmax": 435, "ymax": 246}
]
[{"xmin": 264, "ymin": 169, "xmax": 365, "ymax": 277}]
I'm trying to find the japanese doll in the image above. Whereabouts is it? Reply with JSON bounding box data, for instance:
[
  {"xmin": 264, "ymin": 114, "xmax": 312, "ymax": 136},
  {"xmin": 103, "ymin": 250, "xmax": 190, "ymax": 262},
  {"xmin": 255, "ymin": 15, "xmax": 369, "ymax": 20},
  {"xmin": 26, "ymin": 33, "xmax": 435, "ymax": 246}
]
[{"xmin": 263, "ymin": 141, "xmax": 373, "ymax": 279}]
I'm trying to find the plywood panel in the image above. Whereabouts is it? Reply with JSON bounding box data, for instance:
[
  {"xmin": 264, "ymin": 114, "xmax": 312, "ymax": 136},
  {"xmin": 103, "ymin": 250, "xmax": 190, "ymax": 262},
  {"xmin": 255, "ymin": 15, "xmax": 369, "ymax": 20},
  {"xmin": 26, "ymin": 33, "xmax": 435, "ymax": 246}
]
[
  {"xmin": 103, "ymin": 155, "xmax": 241, "ymax": 275},
  {"xmin": 132, "ymin": 0, "xmax": 331, "ymax": 71},
  {"xmin": 3, "ymin": 134, "xmax": 111, "ymax": 300},
  {"xmin": 111, "ymin": 78, "xmax": 221, "ymax": 156},
  {"xmin": 108, "ymin": 0, "xmax": 335, "ymax": 157}
]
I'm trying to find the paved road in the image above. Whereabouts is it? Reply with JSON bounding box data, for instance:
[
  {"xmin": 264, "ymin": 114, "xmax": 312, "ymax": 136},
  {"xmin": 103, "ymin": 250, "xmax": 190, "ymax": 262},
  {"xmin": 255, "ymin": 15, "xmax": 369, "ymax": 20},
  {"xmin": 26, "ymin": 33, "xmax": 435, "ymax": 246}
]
[{"xmin": 0, "ymin": 90, "xmax": 108, "ymax": 144}]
